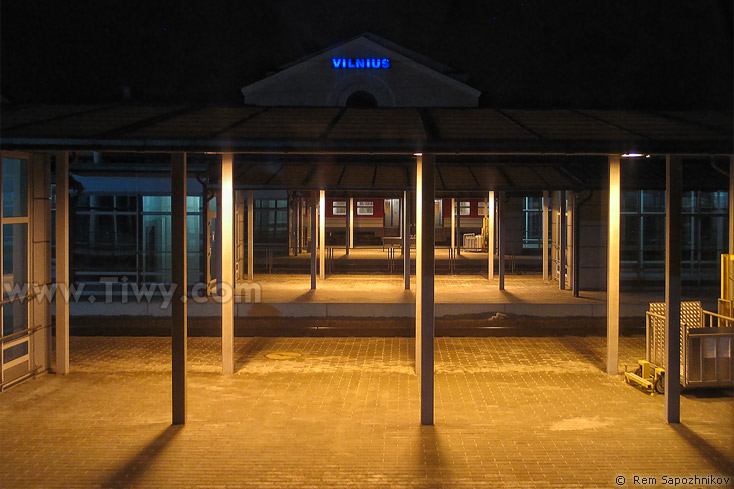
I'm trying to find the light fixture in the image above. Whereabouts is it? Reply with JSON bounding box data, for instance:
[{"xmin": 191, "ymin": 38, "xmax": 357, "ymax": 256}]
[{"xmin": 622, "ymin": 153, "xmax": 650, "ymax": 158}]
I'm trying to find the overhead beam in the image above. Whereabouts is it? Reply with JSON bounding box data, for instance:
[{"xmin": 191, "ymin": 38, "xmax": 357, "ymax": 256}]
[
  {"xmin": 606, "ymin": 155, "xmax": 621, "ymax": 375},
  {"xmin": 665, "ymin": 155, "xmax": 682, "ymax": 424},
  {"xmin": 171, "ymin": 152, "xmax": 188, "ymax": 425},
  {"xmin": 55, "ymin": 151, "xmax": 70, "ymax": 375}
]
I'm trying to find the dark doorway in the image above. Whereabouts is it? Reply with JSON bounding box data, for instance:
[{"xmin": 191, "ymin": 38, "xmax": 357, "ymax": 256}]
[{"xmin": 345, "ymin": 90, "xmax": 378, "ymax": 108}]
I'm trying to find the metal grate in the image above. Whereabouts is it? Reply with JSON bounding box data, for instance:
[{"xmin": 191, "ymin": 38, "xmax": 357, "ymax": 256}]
[{"xmin": 647, "ymin": 301, "xmax": 702, "ymax": 384}]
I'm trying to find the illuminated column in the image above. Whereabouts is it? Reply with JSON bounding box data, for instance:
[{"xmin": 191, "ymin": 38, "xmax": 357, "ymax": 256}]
[
  {"xmin": 310, "ymin": 193, "xmax": 317, "ymax": 290},
  {"xmin": 415, "ymin": 153, "xmax": 435, "ymax": 425},
  {"xmin": 221, "ymin": 154, "xmax": 234, "ymax": 375},
  {"xmin": 55, "ymin": 151, "xmax": 69, "ymax": 375},
  {"xmin": 403, "ymin": 190, "xmax": 410, "ymax": 290},
  {"xmin": 665, "ymin": 155, "xmax": 682, "ymax": 423},
  {"xmin": 451, "ymin": 197, "xmax": 456, "ymax": 251},
  {"xmin": 171, "ymin": 152, "xmax": 188, "ymax": 424},
  {"xmin": 488, "ymin": 191, "xmax": 495, "ymax": 280},
  {"xmin": 542, "ymin": 191, "xmax": 549, "ymax": 282},
  {"xmin": 349, "ymin": 197, "xmax": 354, "ymax": 249},
  {"xmin": 559, "ymin": 192, "xmax": 567, "ymax": 290},
  {"xmin": 498, "ymin": 191, "xmax": 505, "ymax": 290},
  {"xmin": 606, "ymin": 155, "xmax": 621, "ymax": 375},
  {"xmin": 345, "ymin": 195, "xmax": 350, "ymax": 255},
  {"xmin": 247, "ymin": 190, "xmax": 254, "ymax": 281},
  {"xmin": 319, "ymin": 190, "xmax": 326, "ymax": 280},
  {"xmin": 729, "ymin": 156, "xmax": 734, "ymax": 255},
  {"xmin": 571, "ymin": 193, "xmax": 580, "ymax": 297}
]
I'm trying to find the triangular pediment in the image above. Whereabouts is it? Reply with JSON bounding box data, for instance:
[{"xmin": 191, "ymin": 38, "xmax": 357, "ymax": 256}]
[{"xmin": 241, "ymin": 34, "xmax": 480, "ymax": 107}]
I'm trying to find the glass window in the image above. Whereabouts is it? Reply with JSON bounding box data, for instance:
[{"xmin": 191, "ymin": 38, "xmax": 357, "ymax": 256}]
[
  {"xmin": 3, "ymin": 223, "xmax": 28, "ymax": 301},
  {"xmin": 459, "ymin": 201, "xmax": 471, "ymax": 216},
  {"xmin": 522, "ymin": 196, "xmax": 542, "ymax": 249},
  {"xmin": 357, "ymin": 201, "xmax": 374, "ymax": 216},
  {"xmin": 143, "ymin": 196, "xmax": 171, "ymax": 213},
  {"xmin": 2, "ymin": 157, "xmax": 28, "ymax": 217},
  {"xmin": 332, "ymin": 201, "xmax": 347, "ymax": 215}
]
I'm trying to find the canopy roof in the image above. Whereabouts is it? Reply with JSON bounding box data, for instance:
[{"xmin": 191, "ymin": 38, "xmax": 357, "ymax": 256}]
[{"xmin": 1, "ymin": 105, "xmax": 731, "ymax": 155}]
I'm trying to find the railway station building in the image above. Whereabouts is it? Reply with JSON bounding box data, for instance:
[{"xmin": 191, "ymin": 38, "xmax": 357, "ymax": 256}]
[{"xmin": 1, "ymin": 34, "xmax": 732, "ymax": 425}]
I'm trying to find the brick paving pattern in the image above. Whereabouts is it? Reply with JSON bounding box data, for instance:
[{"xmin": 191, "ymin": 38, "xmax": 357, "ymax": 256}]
[{"xmin": 1, "ymin": 335, "xmax": 732, "ymax": 488}]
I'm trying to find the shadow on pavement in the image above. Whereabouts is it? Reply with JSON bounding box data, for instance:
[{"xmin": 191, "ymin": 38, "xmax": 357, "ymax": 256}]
[
  {"xmin": 104, "ymin": 424, "xmax": 182, "ymax": 488},
  {"xmin": 672, "ymin": 423, "xmax": 734, "ymax": 475}
]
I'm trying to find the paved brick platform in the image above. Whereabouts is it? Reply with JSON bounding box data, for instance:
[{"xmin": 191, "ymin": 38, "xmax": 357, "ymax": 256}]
[{"xmin": 1, "ymin": 336, "xmax": 732, "ymax": 488}]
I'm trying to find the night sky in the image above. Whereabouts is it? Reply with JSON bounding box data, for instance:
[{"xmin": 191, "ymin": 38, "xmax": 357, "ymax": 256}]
[{"xmin": 1, "ymin": 1, "xmax": 732, "ymax": 109}]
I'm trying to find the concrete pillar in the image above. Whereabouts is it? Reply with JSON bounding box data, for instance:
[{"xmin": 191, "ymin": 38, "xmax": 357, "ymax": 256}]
[
  {"xmin": 349, "ymin": 197, "xmax": 354, "ymax": 249},
  {"xmin": 542, "ymin": 190, "xmax": 550, "ymax": 282},
  {"xmin": 488, "ymin": 191, "xmax": 495, "ymax": 280},
  {"xmin": 607, "ymin": 155, "xmax": 621, "ymax": 375},
  {"xmin": 559, "ymin": 192, "xmax": 567, "ymax": 290},
  {"xmin": 247, "ymin": 190, "xmax": 254, "ymax": 281},
  {"xmin": 498, "ymin": 191, "xmax": 505, "ymax": 291},
  {"xmin": 310, "ymin": 193, "xmax": 317, "ymax": 290},
  {"xmin": 416, "ymin": 154, "xmax": 435, "ymax": 426},
  {"xmin": 729, "ymin": 156, "xmax": 734, "ymax": 255},
  {"xmin": 319, "ymin": 190, "xmax": 325, "ymax": 280},
  {"xmin": 171, "ymin": 152, "xmax": 187, "ymax": 425},
  {"xmin": 404, "ymin": 190, "xmax": 410, "ymax": 290},
  {"xmin": 665, "ymin": 155, "xmax": 682, "ymax": 423},
  {"xmin": 54, "ymin": 151, "xmax": 69, "ymax": 375},
  {"xmin": 221, "ymin": 154, "xmax": 234, "ymax": 375}
]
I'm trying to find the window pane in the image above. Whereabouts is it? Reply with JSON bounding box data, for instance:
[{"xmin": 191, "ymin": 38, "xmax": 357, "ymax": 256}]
[
  {"xmin": 2, "ymin": 157, "xmax": 28, "ymax": 217},
  {"xmin": 3, "ymin": 223, "xmax": 28, "ymax": 301},
  {"xmin": 143, "ymin": 196, "xmax": 171, "ymax": 213},
  {"xmin": 641, "ymin": 190, "xmax": 665, "ymax": 213}
]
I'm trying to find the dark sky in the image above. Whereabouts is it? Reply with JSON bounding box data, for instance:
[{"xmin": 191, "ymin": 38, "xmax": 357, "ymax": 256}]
[{"xmin": 2, "ymin": 1, "xmax": 732, "ymax": 109}]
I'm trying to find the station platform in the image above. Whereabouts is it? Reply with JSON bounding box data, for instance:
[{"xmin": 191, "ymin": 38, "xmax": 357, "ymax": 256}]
[{"xmin": 66, "ymin": 273, "xmax": 720, "ymax": 320}]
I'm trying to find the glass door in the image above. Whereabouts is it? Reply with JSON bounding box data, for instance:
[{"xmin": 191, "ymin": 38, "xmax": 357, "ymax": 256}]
[{"xmin": 1, "ymin": 155, "xmax": 31, "ymax": 386}]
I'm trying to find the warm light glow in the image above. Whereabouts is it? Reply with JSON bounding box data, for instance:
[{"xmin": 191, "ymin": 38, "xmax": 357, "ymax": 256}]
[
  {"xmin": 414, "ymin": 153, "xmax": 422, "ymax": 156},
  {"xmin": 622, "ymin": 153, "xmax": 648, "ymax": 158}
]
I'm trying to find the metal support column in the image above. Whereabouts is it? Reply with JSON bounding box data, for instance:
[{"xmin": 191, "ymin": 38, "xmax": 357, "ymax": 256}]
[
  {"xmin": 416, "ymin": 153, "xmax": 435, "ymax": 426},
  {"xmin": 221, "ymin": 154, "xmax": 234, "ymax": 375},
  {"xmin": 498, "ymin": 191, "xmax": 505, "ymax": 290},
  {"xmin": 572, "ymin": 193, "xmax": 580, "ymax": 297},
  {"xmin": 450, "ymin": 197, "xmax": 456, "ymax": 252},
  {"xmin": 607, "ymin": 155, "xmax": 621, "ymax": 375},
  {"xmin": 559, "ymin": 192, "xmax": 567, "ymax": 290},
  {"xmin": 171, "ymin": 152, "xmax": 187, "ymax": 425},
  {"xmin": 349, "ymin": 197, "xmax": 354, "ymax": 249},
  {"xmin": 345, "ymin": 194, "xmax": 350, "ymax": 255},
  {"xmin": 488, "ymin": 191, "xmax": 495, "ymax": 280},
  {"xmin": 730, "ymin": 156, "xmax": 734, "ymax": 255},
  {"xmin": 310, "ymin": 193, "xmax": 317, "ymax": 289},
  {"xmin": 542, "ymin": 190, "xmax": 550, "ymax": 282},
  {"xmin": 247, "ymin": 190, "xmax": 254, "ymax": 281},
  {"xmin": 665, "ymin": 155, "xmax": 682, "ymax": 423},
  {"xmin": 403, "ymin": 190, "xmax": 410, "ymax": 290},
  {"xmin": 319, "ymin": 190, "xmax": 325, "ymax": 280},
  {"xmin": 55, "ymin": 151, "xmax": 69, "ymax": 375}
]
